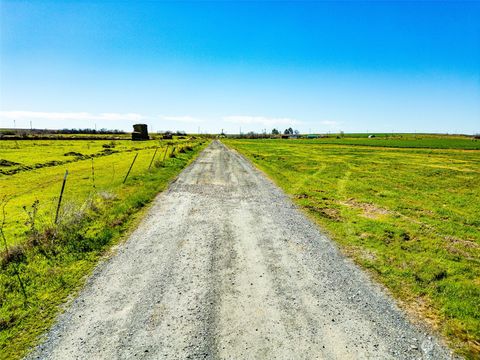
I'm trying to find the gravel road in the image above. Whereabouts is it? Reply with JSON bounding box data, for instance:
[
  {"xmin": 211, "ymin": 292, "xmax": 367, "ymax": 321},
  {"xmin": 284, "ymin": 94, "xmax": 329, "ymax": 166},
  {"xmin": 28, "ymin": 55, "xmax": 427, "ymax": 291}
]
[{"xmin": 28, "ymin": 141, "xmax": 456, "ymax": 360}]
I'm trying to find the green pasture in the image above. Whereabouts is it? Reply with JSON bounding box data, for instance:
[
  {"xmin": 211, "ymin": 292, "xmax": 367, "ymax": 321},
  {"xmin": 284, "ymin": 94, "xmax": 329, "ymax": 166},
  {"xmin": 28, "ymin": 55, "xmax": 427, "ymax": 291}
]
[
  {"xmin": 267, "ymin": 134, "xmax": 480, "ymax": 149},
  {"xmin": 0, "ymin": 141, "xmax": 193, "ymax": 246},
  {"xmin": 0, "ymin": 139, "xmax": 185, "ymax": 174},
  {"xmin": 224, "ymin": 138, "xmax": 480, "ymax": 358}
]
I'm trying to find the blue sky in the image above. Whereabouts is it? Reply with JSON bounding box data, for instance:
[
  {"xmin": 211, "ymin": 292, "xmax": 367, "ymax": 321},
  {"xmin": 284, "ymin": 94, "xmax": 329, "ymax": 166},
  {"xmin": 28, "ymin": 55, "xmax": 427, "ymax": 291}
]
[{"xmin": 1, "ymin": 1, "xmax": 479, "ymax": 134}]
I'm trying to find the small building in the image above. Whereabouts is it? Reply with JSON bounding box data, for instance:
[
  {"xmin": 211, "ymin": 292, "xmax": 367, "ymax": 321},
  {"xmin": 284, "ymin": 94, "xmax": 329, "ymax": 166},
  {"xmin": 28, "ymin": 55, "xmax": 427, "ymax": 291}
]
[{"xmin": 132, "ymin": 124, "xmax": 149, "ymax": 140}]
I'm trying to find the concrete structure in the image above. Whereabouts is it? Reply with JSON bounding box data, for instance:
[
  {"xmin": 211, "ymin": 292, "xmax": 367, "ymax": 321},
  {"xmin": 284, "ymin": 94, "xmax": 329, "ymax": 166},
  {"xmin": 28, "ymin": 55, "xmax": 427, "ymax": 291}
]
[{"xmin": 132, "ymin": 124, "xmax": 149, "ymax": 140}]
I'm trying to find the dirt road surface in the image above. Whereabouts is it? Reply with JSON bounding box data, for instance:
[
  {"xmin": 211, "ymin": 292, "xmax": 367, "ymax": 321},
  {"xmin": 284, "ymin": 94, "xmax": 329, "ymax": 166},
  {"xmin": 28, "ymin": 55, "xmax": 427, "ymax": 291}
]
[{"xmin": 28, "ymin": 141, "xmax": 455, "ymax": 360}]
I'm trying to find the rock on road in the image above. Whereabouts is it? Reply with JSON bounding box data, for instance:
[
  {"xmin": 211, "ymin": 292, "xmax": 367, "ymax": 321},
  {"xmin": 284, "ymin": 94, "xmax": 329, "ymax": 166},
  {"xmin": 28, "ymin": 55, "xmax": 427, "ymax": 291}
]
[{"xmin": 28, "ymin": 141, "xmax": 455, "ymax": 360}]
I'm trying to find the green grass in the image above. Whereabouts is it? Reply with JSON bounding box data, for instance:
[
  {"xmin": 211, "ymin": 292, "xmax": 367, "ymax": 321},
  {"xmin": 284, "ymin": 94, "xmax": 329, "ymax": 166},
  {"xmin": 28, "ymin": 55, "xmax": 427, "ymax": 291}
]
[
  {"xmin": 0, "ymin": 138, "xmax": 187, "ymax": 174},
  {"xmin": 0, "ymin": 140, "xmax": 194, "ymax": 246},
  {"xmin": 0, "ymin": 139, "xmax": 208, "ymax": 360},
  {"xmin": 272, "ymin": 134, "xmax": 480, "ymax": 150},
  {"xmin": 224, "ymin": 137, "xmax": 480, "ymax": 359}
]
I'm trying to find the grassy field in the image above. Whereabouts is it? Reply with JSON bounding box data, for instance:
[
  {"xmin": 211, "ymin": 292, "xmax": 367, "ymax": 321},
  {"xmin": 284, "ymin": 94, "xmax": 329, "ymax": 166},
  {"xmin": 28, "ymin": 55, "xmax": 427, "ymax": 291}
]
[
  {"xmin": 224, "ymin": 137, "xmax": 480, "ymax": 358},
  {"xmin": 0, "ymin": 138, "xmax": 208, "ymax": 359},
  {"xmin": 0, "ymin": 138, "xmax": 171, "ymax": 174},
  {"xmin": 298, "ymin": 134, "xmax": 480, "ymax": 150},
  {"xmin": 0, "ymin": 139, "xmax": 195, "ymax": 245}
]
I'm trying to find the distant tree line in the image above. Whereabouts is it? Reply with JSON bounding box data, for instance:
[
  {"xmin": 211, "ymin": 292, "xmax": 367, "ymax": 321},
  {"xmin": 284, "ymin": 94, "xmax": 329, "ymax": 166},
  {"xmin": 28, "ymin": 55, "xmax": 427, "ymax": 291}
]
[
  {"xmin": 0, "ymin": 128, "xmax": 125, "ymax": 135},
  {"xmin": 271, "ymin": 128, "xmax": 299, "ymax": 135},
  {"xmin": 233, "ymin": 127, "xmax": 301, "ymax": 139},
  {"xmin": 58, "ymin": 128, "xmax": 126, "ymax": 134},
  {"xmin": 159, "ymin": 130, "xmax": 187, "ymax": 136}
]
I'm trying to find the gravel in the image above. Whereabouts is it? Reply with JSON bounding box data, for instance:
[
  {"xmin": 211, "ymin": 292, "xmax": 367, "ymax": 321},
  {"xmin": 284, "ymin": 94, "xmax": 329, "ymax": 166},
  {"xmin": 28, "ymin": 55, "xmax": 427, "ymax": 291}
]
[{"xmin": 27, "ymin": 140, "xmax": 458, "ymax": 359}]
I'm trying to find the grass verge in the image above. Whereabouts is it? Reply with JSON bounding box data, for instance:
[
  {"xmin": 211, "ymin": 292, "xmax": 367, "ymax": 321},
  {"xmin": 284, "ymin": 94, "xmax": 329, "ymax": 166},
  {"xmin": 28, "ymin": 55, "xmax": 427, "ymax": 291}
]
[
  {"xmin": 0, "ymin": 141, "xmax": 208, "ymax": 360},
  {"xmin": 224, "ymin": 138, "xmax": 479, "ymax": 359}
]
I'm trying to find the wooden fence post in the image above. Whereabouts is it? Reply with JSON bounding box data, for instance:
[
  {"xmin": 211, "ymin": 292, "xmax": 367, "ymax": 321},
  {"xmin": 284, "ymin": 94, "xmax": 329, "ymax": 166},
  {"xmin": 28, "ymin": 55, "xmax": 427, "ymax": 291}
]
[
  {"xmin": 123, "ymin": 153, "xmax": 138, "ymax": 184},
  {"xmin": 91, "ymin": 158, "xmax": 96, "ymax": 188},
  {"xmin": 55, "ymin": 170, "xmax": 69, "ymax": 224},
  {"xmin": 162, "ymin": 145, "xmax": 169, "ymax": 161},
  {"xmin": 148, "ymin": 147, "xmax": 159, "ymax": 170}
]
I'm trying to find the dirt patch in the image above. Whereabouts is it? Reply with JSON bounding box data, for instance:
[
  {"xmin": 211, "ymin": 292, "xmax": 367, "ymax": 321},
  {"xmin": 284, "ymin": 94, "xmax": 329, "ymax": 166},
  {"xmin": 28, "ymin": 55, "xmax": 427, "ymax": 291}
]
[
  {"xmin": 304, "ymin": 204, "xmax": 342, "ymax": 221},
  {"xmin": 100, "ymin": 148, "xmax": 118, "ymax": 155},
  {"xmin": 445, "ymin": 236, "xmax": 479, "ymax": 260},
  {"xmin": 445, "ymin": 236, "xmax": 479, "ymax": 249},
  {"xmin": 64, "ymin": 152, "xmax": 84, "ymax": 157},
  {"xmin": 341, "ymin": 199, "xmax": 390, "ymax": 219},
  {"xmin": 345, "ymin": 246, "xmax": 378, "ymax": 262},
  {"xmin": 401, "ymin": 295, "xmax": 441, "ymax": 333},
  {"xmin": 0, "ymin": 159, "xmax": 20, "ymax": 167}
]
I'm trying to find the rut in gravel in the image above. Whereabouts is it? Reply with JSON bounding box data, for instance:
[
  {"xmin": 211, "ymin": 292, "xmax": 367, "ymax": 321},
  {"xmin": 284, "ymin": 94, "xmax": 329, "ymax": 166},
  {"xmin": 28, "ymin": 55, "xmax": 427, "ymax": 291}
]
[{"xmin": 28, "ymin": 140, "xmax": 456, "ymax": 360}]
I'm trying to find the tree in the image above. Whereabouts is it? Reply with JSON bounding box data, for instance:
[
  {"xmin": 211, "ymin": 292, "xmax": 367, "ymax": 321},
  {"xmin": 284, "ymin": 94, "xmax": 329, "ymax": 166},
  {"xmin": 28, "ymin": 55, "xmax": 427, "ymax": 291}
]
[
  {"xmin": 294, "ymin": 129, "xmax": 300, "ymax": 135},
  {"xmin": 284, "ymin": 127, "xmax": 293, "ymax": 135},
  {"xmin": 271, "ymin": 128, "xmax": 279, "ymax": 135}
]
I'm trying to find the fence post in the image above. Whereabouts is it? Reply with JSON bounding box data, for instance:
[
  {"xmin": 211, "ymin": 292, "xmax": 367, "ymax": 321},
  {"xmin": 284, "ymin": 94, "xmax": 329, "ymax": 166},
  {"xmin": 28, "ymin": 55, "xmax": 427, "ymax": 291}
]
[
  {"xmin": 123, "ymin": 153, "xmax": 138, "ymax": 184},
  {"xmin": 91, "ymin": 158, "xmax": 96, "ymax": 188},
  {"xmin": 162, "ymin": 145, "xmax": 169, "ymax": 161},
  {"xmin": 148, "ymin": 147, "xmax": 159, "ymax": 170},
  {"xmin": 55, "ymin": 170, "xmax": 69, "ymax": 224}
]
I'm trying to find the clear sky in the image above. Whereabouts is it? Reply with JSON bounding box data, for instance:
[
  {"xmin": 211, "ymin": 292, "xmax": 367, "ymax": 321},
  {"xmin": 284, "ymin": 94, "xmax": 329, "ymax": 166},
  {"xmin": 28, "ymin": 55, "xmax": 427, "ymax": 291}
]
[{"xmin": 1, "ymin": 0, "xmax": 479, "ymax": 134}]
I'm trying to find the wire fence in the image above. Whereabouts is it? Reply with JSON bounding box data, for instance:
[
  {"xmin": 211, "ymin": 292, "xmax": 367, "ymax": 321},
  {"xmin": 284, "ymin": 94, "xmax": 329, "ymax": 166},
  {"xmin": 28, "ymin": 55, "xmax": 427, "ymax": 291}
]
[{"xmin": 0, "ymin": 142, "xmax": 195, "ymax": 247}]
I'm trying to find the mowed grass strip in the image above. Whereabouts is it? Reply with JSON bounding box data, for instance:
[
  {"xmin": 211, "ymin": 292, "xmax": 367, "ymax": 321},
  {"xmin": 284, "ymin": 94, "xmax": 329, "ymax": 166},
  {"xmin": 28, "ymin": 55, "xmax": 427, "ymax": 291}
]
[
  {"xmin": 224, "ymin": 138, "xmax": 480, "ymax": 359},
  {"xmin": 0, "ymin": 139, "xmax": 208, "ymax": 360}
]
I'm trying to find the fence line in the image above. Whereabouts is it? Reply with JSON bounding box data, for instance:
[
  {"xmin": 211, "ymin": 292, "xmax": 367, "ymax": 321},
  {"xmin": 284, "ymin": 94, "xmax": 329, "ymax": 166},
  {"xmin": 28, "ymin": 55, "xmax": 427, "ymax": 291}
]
[
  {"xmin": 54, "ymin": 170, "xmax": 69, "ymax": 223},
  {"xmin": 1, "ymin": 142, "xmax": 196, "ymax": 246}
]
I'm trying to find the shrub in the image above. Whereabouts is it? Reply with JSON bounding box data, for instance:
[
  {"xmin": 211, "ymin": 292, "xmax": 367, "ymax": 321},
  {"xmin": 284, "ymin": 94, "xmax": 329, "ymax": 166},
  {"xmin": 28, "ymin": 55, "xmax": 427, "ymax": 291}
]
[{"xmin": 0, "ymin": 244, "xmax": 26, "ymax": 267}]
